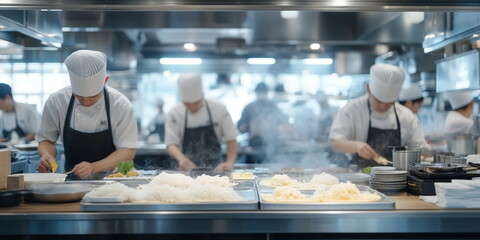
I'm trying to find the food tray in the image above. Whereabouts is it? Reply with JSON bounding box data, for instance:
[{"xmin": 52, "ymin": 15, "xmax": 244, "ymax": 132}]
[
  {"xmin": 80, "ymin": 189, "xmax": 259, "ymax": 211},
  {"xmin": 258, "ymin": 186, "xmax": 395, "ymax": 210}
]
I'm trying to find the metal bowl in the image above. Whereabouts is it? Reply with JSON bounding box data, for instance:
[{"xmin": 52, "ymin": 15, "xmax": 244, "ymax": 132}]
[{"xmin": 30, "ymin": 183, "xmax": 93, "ymax": 203}]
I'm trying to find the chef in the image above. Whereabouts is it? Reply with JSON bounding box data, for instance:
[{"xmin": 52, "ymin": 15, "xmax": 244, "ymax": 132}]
[
  {"xmin": 444, "ymin": 91, "xmax": 474, "ymax": 136},
  {"xmin": 329, "ymin": 63, "xmax": 426, "ymax": 168},
  {"xmin": 165, "ymin": 73, "xmax": 238, "ymax": 171},
  {"xmin": 36, "ymin": 49, "xmax": 139, "ymax": 179},
  {"xmin": 398, "ymin": 83, "xmax": 424, "ymax": 114},
  {"xmin": 0, "ymin": 83, "xmax": 40, "ymax": 143}
]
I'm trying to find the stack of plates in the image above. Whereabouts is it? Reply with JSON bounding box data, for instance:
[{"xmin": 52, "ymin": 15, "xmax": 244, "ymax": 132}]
[{"xmin": 370, "ymin": 169, "xmax": 407, "ymax": 192}]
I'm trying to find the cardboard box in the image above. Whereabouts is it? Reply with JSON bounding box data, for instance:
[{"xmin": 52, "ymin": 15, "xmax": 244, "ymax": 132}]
[{"xmin": 0, "ymin": 150, "xmax": 11, "ymax": 190}]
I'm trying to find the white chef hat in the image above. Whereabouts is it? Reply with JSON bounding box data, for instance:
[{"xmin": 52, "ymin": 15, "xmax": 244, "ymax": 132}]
[
  {"xmin": 65, "ymin": 50, "xmax": 107, "ymax": 97},
  {"xmin": 445, "ymin": 91, "xmax": 473, "ymax": 110},
  {"xmin": 177, "ymin": 73, "xmax": 203, "ymax": 103},
  {"xmin": 369, "ymin": 63, "xmax": 406, "ymax": 103},
  {"xmin": 398, "ymin": 83, "xmax": 423, "ymax": 101}
]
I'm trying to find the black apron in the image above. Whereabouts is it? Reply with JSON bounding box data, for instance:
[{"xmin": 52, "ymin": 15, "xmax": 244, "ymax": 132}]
[
  {"xmin": 154, "ymin": 122, "xmax": 166, "ymax": 142},
  {"xmin": 356, "ymin": 99, "xmax": 401, "ymax": 169},
  {"xmin": 63, "ymin": 88, "xmax": 116, "ymax": 176},
  {"xmin": 2, "ymin": 109, "xmax": 26, "ymax": 141},
  {"xmin": 182, "ymin": 101, "xmax": 221, "ymax": 168}
]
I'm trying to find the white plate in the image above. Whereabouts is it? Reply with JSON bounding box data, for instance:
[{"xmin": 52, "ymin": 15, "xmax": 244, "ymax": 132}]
[
  {"xmin": 14, "ymin": 173, "xmax": 67, "ymax": 189},
  {"xmin": 13, "ymin": 143, "xmax": 38, "ymax": 150}
]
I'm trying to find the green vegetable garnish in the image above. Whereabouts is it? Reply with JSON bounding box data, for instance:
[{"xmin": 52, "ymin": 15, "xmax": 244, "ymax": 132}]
[
  {"xmin": 362, "ymin": 166, "xmax": 372, "ymax": 175},
  {"xmin": 118, "ymin": 160, "xmax": 135, "ymax": 175}
]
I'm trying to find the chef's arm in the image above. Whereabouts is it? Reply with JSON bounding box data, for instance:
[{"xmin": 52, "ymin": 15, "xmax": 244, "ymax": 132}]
[
  {"xmin": 331, "ymin": 138, "xmax": 377, "ymax": 160},
  {"xmin": 91, "ymin": 148, "xmax": 136, "ymax": 174},
  {"xmin": 214, "ymin": 140, "xmax": 237, "ymax": 171},
  {"xmin": 225, "ymin": 139, "xmax": 237, "ymax": 165},
  {"xmin": 167, "ymin": 144, "xmax": 196, "ymax": 170},
  {"xmin": 37, "ymin": 140, "xmax": 57, "ymax": 172},
  {"xmin": 24, "ymin": 133, "xmax": 35, "ymax": 141}
]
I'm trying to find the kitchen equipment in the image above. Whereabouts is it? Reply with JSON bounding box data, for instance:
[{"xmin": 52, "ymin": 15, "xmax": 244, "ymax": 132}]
[
  {"xmin": 0, "ymin": 150, "xmax": 11, "ymax": 190},
  {"xmin": 446, "ymin": 134, "xmax": 477, "ymax": 155},
  {"xmin": 30, "ymin": 183, "xmax": 92, "ymax": 203},
  {"xmin": 14, "ymin": 173, "xmax": 67, "ymax": 189},
  {"xmin": 392, "ymin": 148, "xmax": 422, "ymax": 170},
  {"xmin": 409, "ymin": 163, "xmax": 480, "ymax": 177},
  {"xmin": 258, "ymin": 187, "xmax": 394, "ymax": 210},
  {"xmin": 81, "ymin": 189, "xmax": 258, "ymax": 211},
  {"xmin": 0, "ymin": 189, "xmax": 31, "ymax": 207},
  {"xmin": 406, "ymin": 175, "xmax": 452, "ymax": 196}
]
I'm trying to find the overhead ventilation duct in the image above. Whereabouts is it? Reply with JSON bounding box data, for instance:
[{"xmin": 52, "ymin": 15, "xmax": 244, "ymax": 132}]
[{"xmin": 0, "ymin": 10, "xmax": 63, "ymax": 49}]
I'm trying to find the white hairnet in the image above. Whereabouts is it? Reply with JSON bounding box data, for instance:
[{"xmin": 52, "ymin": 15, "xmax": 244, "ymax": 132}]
[
  {"xmin": 177, "ymin": 73, "xmax": 203, "ymax": 103},
  {"xmin": 369, "ymin": 63, "xmax": 405, "ymax": 102},
  {"xmin": 445, "ymin": 91, "xmax": 473, "ymax": 110},
  {"xmin": 399, "ymin": 83, "xmax": 423, "ymax": 101},
  {"xmin": 65, "ymin": 49, "xmax": 107, "ymax": 97}
]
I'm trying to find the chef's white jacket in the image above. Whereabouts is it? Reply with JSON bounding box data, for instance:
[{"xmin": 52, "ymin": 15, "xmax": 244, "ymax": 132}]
[
  {"xmin": 0, "ymin": 102, "xmax": 40, "ymax": 138},
  {"xmin": 35, "ymin": 86, "xmax": 139, "ymax": 149},
  {"xmin": 165, "ymin": 99, "xmax": 238, "ymax": 147},
  {"xmin": 329, "ymin": 94, "xmax": 426, "ymax": 148},
  {"xmin": 444, "ymin": 111, "xmax": 473, "ymax": 135}
]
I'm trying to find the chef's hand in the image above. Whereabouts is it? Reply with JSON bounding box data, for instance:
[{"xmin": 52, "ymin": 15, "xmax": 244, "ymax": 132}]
[
  {"xmin": 38, "ymin": 154, "xmax": 56, "ymax": 173},
  {"xmin": 71, "ymin": 161, "xmax": 96, "ymax": 179},
  {"xmin": 356, "ymin": 142, "xmax": 377, "ymax": 160},
  {"xmin": 215, "ymin": 162, "xmax": 234, "ymax": 171},
  {"xmin": 178, "ymin": 158, "xmax": 197, "ymax": 171}
]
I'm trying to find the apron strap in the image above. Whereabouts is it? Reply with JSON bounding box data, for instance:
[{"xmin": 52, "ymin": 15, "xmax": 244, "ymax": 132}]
[
  {"xmin": 184, "ymin": 100, "xmax": 213, "ymax": 130},
  {"xmin": 64, "ymin": 88, "xmax": 112, "ymax": 134},
  {"xmin": 367, "ymin": 97, "xmax": 401, "ymax": 133}
]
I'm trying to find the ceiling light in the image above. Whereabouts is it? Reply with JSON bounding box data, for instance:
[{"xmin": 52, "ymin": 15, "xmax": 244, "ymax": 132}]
[
  {"xmin": 247, "ymin": 58, "xmax": 276, "ymax": 65},
  {"xmin": 184, "ymin": 43, "xmax": 197, "ymax": 51},
  {"xmin": 160, "ymin": 58, "xmax": 202, "ymax": 65},
  {"xmin": 310, "ymin": 43, "xmax": 321, "ymax": 50},
  {"xmin": 281, "ymin": 11, "xmax": 299, "ymax": 19},
  {"xmin": 303, "ymin": 58, "xmax": 333, "ymax": 65}
]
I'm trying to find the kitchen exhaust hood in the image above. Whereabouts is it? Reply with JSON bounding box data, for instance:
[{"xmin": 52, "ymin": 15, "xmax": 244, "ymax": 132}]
[
  {"xmin": 436, "ymin": 50, "xmax": 480, "ymax": 93},
  {"xmin": 0, "ymin": 10, "xmax": 63, "ymax": 49}
]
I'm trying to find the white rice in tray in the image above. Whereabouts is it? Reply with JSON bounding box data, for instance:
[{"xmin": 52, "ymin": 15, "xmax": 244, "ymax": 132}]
[
  {"xmin": 309, "ymin": 172, "xmax": 340, "ymax": 186},
  {"xmin": 195, "ymin": 174, "xmax": 237, "ymax": 187},
  {"xmin": 84, "ymin": 182, "xmax": 137, "ymax": 202},
  {"xmin": 149, "ymin": 172, "xmax": 196, "ymax": 188},
  {"xmin": 260, "ymin": 174, "xmax": 298, "ymax": 187},
  {"xmin": 137, "ymin": 184, "xmax": 242, "ymax": 203},
  {"xmin": 261, "ymin": 186, "xmax": 309, "ymax": 203},
  {"xmin": 84, "ymin": 171, "xmax": 244, "ymax": 203},
  {"xmin": 311, "ymin": 182, "xmax": 381, "ymax": 202}
]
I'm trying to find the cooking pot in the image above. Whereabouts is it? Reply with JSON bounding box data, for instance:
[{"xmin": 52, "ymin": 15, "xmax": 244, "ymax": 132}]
[
  {"xmin": 392, "ymin": 148, "xmax": 421, "ymax": 170},
  {"xmin": 446, "ymin": 134, "xmax": 477, "ymax": 156}
]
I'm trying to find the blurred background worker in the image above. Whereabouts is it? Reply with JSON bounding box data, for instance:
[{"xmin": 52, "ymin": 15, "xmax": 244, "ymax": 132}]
[
  {"xmin": 0, "ymin": 83, "xmax": 40, "ymax": 143},
  {"xmin": 141, "ymin": 97, "xmax": 167, "ymax": 143},
  {"xmin": 237, "ymin": 82, "xmax": 290, "ymax": 163},
  {"xmin": 36, "ymin": 49, "xmax": 139, "ymax": 179},
  {"xmin": 165, "ymin": 73, "xmax": 238, "ymax": 171},
  {"xmin": 313, "ymin": 90, "xmax": 338, "ymax": 142},
  {"xmin": 444, "ymin": 91, "xmax": 475, "ymax": 136},
  {"xmin": 398, "ymin": 83, "xmax": 424, "ymax": 115},
  {"xmin": 329, "ymin": 63, "xmax": 426, "ymax": 169}
]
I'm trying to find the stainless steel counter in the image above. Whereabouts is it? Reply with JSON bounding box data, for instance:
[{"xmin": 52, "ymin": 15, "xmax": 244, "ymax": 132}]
[{"xmin": 1, "ymin": 197, "xmax": 480, "ymax": 237}]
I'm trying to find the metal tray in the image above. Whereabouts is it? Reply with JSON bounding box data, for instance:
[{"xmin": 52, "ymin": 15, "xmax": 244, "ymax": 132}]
[
  {"xmin": 80, "ymin": 189, "xmax": 259, "ymax": 211},
  {"xmin": 258, "ymin": 186, "xmax": 395, "ymax": 210}
]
